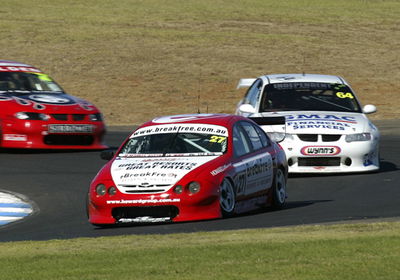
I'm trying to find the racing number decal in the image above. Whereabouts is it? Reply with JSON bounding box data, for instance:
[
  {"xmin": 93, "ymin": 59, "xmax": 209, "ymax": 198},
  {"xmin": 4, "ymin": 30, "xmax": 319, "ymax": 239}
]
[
  {"xmin": 234, "ymin": 154, "xmax": 273, "ymax": 196},
  {"xmin": 210, "ymin": 135, "xmax": 226, "ymax": 143},
  {"xmin": 235, "ymin": 172, "xmax": 247, "ymax": 194},
  {"xmin": 336, "ymin": 92, "xmax": 354, "ymax": 99}
]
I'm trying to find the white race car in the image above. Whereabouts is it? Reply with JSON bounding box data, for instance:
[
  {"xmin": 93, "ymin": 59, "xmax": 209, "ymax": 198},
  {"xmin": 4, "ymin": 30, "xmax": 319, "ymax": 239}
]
[{"xmin": 235, "ymin": 74, "xmax": 380, "ymax": 173}]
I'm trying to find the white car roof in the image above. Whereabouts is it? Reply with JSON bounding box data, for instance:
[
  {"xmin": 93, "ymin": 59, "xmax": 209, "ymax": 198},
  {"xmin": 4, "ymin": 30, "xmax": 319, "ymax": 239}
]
[{"xmin": 261, "ymin": 74, "xmax": 348, "ymax": 85}]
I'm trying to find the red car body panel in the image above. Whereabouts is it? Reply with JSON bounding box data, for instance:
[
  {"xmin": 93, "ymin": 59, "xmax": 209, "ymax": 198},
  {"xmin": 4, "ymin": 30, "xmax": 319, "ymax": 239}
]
[
  {"xmin": 88, "ymin": 114, "xmax": 287, "ymax": 225},
  {"xmin": 0, "ymin": 60, "xmax": 107, "ymax": 149}
]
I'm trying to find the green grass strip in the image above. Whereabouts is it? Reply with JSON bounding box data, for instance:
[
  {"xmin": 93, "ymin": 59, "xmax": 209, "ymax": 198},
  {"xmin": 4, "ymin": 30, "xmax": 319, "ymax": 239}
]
[{"xmin": 1, "ymin": 221, "xmax": 400, "ymax": 279}]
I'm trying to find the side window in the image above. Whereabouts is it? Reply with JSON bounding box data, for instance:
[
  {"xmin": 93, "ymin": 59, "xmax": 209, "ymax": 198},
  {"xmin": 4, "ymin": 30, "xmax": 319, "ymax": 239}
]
[
  {"xmin": 240, "ymin": 121, "xmax": 263, "ymax": 151},
  {"xmin": 244, "ymin": 79, "xmax": 262, "ymax": 107},
  {"xmin": 253, "ymin": 124, "xmax": 271, "ymax": 147},
  {"xmin": 233, "ymin": 124, "xmax": 252, "ymax": 157}
]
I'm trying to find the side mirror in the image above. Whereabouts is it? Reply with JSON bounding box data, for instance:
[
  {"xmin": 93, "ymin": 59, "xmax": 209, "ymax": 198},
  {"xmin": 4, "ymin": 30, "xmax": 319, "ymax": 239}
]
[
  {"xmin": 238, "ymin": 104, "xmax": 256, "ymax": 114},
  {"xmin": 362, "ymin": 104, "xmax": 377, "ymax": 114},
  {"xmin": 100, "ymin": 149, "xmax": 115, "ymax": 161}
]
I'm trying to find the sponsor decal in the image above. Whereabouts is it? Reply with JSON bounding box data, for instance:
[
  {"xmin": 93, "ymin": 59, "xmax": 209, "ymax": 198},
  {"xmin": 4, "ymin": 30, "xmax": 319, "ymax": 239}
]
[
  {"xmin": 0, "ymin": 66, "xmax": 41, "ymax": 72},
  {"xmin": 286, "ymin": 114, "xmax": 357, "ymax": 131},
  {"xmin": 233, "ymin": 153, "xmax": 273, "ymax": 195},
  {"xmin": 369, "ymin": 121, "xmax": 378, "ymax": 131},
  {"xmin": 28, "ymin": 94, "xmax": 70, "ymax": 104},
  {"xmin": 287, "ymin": 114, "xmax": 357, "ymax": 123},
  {"xmin": 363, "ymin": 146, "xmax": 378, "ymax": 167},
  {"xmin": 3, "ymin": 134, "xmax": 27, "ymax": 141},
  {"xmin": 132, "ymin": 123, "xmax": 228, "ymax": 138},
  {"xmin": 111, "ymin": 156, "xmax": 218, "ymax": 193},
  {"xmin": 273, "ymin": 82, "xmax": 330, "ymax": 89},
  {"xmin": 0, "ymin": 94, "xmax": 12, "ymax": 101},
  {"xmin": 211, "ymin": 163, "xmax": 232, "ymax": 176},
  {"xmin": 119, "ymin": 217, "xmax": 171, "ymax": 223},
  {"xmin": 119, "ymin": 171, "xmax": 178, "ymax": 182},
  {"xmin": 107, "ymin": 198, "xmax": 180, "ymax": 204},
  {"xmin": 0, "ymin": 91, "xmax": 95, "ymax": 111},
  {"xmin": 301, "ymin": 146, "xmax": 341, "ymax": 156},
  {"xmin": 116, "ymin": 161, "xmax": 197, "ymax": 171}
]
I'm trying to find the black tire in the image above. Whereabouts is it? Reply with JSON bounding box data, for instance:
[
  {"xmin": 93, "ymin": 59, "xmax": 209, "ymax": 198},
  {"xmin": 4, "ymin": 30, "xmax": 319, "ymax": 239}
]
[
  {"xmin": 272, "ymin": 168, "xmax": 287, "ymax": 209},
  {"xmin": 219, "ymin": 178, "xmax": 236, "ymax": 217}
]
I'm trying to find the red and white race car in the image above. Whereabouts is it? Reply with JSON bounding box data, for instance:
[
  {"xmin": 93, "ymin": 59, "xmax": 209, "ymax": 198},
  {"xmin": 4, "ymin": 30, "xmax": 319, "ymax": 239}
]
[
  {"xmin": 0, "ymin": 60, "xmax": 107, "ymax": 149},
  {"xmin": 87, "ymin": 114, "xmax": 288, "ymax": 225}
]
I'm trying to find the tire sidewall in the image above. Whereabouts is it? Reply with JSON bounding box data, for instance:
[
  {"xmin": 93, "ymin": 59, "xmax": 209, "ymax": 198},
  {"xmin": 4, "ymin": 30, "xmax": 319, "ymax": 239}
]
[
  {"xmin": 220, "ymin": 178, "xmax": 236, "ymax": 217},
  {"xmin": 272, "ymin": 168, "xmax": 286, "ymax": 209}
]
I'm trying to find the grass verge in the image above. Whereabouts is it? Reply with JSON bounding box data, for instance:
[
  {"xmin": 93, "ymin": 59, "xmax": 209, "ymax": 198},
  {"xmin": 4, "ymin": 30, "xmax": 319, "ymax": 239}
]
[
  {"xmin": 1, "ymin": 0, "xmax": 399, "ymax": 124},
  {"xmin": 1, "ymin": 221, "xmax": 400, "ymax": 279}
]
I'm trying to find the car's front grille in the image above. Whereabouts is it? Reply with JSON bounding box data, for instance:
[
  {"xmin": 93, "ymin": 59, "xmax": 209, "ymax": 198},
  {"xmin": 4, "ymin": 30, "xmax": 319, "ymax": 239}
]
[
  {"xmin": 322, "ymin": 134, "xmax": 342, "ymax": 141},
  {"xmin": 50, "ymin": 114, "xmax": 87, "ymax": 121},
  {"xmin": 72, "ymin": 114, "xmax": 86, "ymax": 121},
  {"xmin": 297, "ymin": 134, "xmax": 318, "ymax": 142},
  {"xmin": 298, "ymin": 157, "xmax": 341, "ymax": 166},
  {"xmin": 297, "ymin": 134, "xmax": 342, "ymax": 142},
  {"xmin": 120, "ymin": 184, "xmax": 172, "ymax": 194},
  {"xmin": 51, "ymin": 114, "xmax": 68, "ymax": 121},
  {"xmin": 112, "ymin": 206, "xmax": 179, "ymax": 222},
  {"xmin": 44, "ymin": 135, "xmax": 94, "ymax": 146}
]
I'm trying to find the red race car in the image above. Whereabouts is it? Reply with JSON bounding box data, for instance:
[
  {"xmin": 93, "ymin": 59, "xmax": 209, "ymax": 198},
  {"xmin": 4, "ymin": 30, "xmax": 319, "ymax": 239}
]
[
  {"xmin": 0, "ymin": 60, "xmax": 107, "ymax": 149},
  {"xmin": 87, "ymin": 114, "xmax": 288, "ymax": 225}
]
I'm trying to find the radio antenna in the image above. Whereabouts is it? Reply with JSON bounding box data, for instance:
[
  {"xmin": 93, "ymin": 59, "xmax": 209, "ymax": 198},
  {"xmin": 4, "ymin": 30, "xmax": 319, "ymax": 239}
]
[
  {"xmin": 197, "ymin": 94, "xmax": 201, "ymax": 114},
  {"xmin": 197, "ymin": 70, "xmax": 201, "ymax": 114}
]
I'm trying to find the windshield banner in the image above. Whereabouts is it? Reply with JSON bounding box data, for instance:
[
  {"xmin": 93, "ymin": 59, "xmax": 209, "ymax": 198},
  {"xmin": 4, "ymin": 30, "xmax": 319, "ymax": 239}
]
[{"xmin": 131, "ymin": 124, "xmax": 228, "ymax": 138}]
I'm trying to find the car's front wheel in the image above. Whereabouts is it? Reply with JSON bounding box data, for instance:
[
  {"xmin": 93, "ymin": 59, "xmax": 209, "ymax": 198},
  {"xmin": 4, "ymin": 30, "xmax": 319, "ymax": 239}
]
[
  {"xmin": 219, "ymin": 179, "xmax": 236, "ymax": 217},
  {"xmin": 272, "ymin": 168, "xmax": 287, "ymax": 209}
]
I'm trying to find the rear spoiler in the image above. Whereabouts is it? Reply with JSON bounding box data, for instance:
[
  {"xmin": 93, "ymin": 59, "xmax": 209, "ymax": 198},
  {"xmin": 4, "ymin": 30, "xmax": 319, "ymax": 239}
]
[
  {"xmin": 249, "ymin": 116, "xmax": 286, "ymax": 126},
  {"xmin": 236, "ymin": 78, "xmax": 256, "ymax": 89}
]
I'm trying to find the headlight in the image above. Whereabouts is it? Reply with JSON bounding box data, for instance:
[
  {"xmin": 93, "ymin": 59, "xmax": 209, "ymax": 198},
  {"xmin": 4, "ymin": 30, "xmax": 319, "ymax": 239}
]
[
  {"xmin": 173, "ymin": 185, "xmax": 183, "ymax": 194},
  {"xmin": 15, "ymin": 112, "xmax": 50, "ymax": 121},
  {"xmin": 345, "ymin": 133, "xmax": 371, "ymax": 142},
  {"xmin": 187, "ymin": 181, "xmax": 201, "ymax": 194},
  {"xmin": 108, "ymin": 186, "xmax": 117, "ymax": 196},
  {"xmin": 89, "ymin": 113, "xmax": 103, "ymax": 121},
  {"xmin": 95, "ymin": 184, "xmax": 107, "ymax": 196}
]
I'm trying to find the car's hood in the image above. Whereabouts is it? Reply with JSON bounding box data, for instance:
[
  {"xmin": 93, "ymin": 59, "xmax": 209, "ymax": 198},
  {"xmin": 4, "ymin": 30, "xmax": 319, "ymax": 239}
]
[
  {"xmin": 110, "ymin": 156, "xmax": 219, "ymax": 191},
  {"xmin": 253, "ymin": 111, "xmax": 370, "ymax": 134},
  {"xmin": 0, "ymin": 91, "xmax": 98, "ymax": 113}
]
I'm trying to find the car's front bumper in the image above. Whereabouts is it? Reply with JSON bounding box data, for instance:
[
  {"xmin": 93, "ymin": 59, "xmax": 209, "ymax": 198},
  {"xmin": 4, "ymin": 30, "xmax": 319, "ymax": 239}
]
[
  {"xmin": 88, "ymin": 189, "xmax": 221, "ymax": 225},
  {"xmin": 1, "ymin": 119, "xmax": 107, "ymax": 149},
  {"xmin": 281, "ymin": 137, "xmax": 380, "ymax": 173}
]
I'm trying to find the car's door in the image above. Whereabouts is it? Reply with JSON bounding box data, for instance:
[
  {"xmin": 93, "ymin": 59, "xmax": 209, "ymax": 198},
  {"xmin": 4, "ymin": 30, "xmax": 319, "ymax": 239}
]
[{"xmin": 232, "ymin": 121, "xmax": 274, "ymax": 198}]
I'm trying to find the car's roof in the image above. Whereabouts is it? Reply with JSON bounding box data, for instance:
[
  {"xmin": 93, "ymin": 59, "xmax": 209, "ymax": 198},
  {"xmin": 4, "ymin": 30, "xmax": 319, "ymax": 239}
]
[
  {"xmin": 261, "ymin": 73, "xmax": 348, "ymax": 85},
  {"xmin": 141, "ymin": 114, "xmax": 246, "ymax": 128},
  {"xmin": 0, "ymin": 60, "xmax": 32, "ymax": 67}
]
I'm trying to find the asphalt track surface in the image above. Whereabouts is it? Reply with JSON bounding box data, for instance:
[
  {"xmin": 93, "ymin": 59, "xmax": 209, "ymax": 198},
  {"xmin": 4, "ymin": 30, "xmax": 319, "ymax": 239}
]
[{"xmin": 0, "ymin": 120, "xmax": 399, "ymax": 242}]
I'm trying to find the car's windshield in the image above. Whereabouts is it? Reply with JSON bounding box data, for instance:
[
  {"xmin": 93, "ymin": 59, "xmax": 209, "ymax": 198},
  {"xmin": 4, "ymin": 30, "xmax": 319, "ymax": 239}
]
[
  {"xmin": 0, "ymin": 72, "xmax": 63, "ymax": 92},
  {"xmin": 260, "ymin": 82, "xmax": 361, "ymax": 113},
  {"xmin": 119, "ymin": 124, "xmax": 228, "ymax": 157}
]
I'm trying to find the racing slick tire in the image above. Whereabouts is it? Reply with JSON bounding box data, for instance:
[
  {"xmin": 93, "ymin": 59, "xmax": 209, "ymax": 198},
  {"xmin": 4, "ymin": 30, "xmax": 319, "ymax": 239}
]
[
  {"xmin": 272, "ymin": 168, "xmax": 287, "ymax": 209},
  {"xmin": 219, "ymin": 178, "xmax": 236, "ymax": 217}
]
